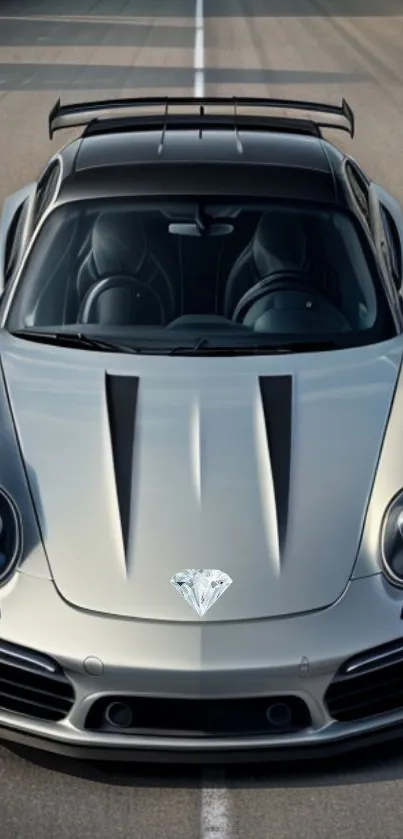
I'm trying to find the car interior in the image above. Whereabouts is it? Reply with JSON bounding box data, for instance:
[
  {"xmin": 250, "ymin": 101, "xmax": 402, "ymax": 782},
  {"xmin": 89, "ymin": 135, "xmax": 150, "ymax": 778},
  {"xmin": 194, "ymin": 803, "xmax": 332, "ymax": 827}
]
[{"xmin": 6, "ymin": 198, "xmax": 389, "ymax": 344}]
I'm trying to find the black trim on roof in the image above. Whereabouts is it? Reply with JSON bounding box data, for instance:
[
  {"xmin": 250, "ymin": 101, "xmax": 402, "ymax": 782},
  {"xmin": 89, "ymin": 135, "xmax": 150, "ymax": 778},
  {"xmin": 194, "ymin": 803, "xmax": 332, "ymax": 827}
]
[{"xmin": 58, "ymin": 163, "xmax": 338, "ymax": 204}]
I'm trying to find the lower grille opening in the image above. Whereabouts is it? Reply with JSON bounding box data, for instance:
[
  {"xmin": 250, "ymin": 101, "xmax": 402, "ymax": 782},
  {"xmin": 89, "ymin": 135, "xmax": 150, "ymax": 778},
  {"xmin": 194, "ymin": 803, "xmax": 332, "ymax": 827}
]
[
  {"xmin": 325, "ymin": 638, "xmax": 403, "ymax": 722},
  {"xmin": 85, "ymin": 695, "xmax": 311, "ymax": 737},
  {"xmin": 0, "ymin": 640, "xmax": 75, "ymax": 722}
]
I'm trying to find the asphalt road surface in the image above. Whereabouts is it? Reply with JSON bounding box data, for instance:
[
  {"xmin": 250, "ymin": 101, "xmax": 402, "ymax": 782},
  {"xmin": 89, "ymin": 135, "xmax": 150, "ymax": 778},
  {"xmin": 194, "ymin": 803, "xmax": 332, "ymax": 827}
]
[{"xmin": 2, "ymin": 1, "xmax": 403, "ymax": 837}]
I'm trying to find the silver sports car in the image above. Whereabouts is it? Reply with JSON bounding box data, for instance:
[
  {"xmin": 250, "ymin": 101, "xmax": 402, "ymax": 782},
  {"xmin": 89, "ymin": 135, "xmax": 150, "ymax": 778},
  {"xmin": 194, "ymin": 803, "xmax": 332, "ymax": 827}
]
[{"xmin": 1, "ymin": 95, "xmax": 403, "ymax": 762}]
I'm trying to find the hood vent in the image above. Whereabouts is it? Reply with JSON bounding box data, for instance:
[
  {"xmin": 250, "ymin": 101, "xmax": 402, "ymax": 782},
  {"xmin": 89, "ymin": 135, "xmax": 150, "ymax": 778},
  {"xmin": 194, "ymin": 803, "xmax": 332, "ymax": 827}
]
[
  {"xmin": 105, "ymin": 374, "xmax": 139, "ymax": 554},
  {"xmin": 259, "ymin": 376, "xmax": 293, "ymax": 549}
]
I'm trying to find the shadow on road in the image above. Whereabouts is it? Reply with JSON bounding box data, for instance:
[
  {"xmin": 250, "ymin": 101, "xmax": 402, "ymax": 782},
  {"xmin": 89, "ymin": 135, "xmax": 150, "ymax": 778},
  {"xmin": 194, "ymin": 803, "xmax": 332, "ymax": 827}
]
[
  {"xmin": 0, "ymin": 18, "xmax": 193, "ymax": 47},
  {"xmin": 0, "ymin": 63, "xmax": 369, "ymax": 92},
  {"xmin": 0, "ymin": 64, "xmax": 195, "ymax": 91},
  {"xmin": 4, "ymin": 735, "xmax": 403, "ymax": 789},
  {"xmin": 0, "ymin": 0, "xmax": 401, "ymax": 18}
]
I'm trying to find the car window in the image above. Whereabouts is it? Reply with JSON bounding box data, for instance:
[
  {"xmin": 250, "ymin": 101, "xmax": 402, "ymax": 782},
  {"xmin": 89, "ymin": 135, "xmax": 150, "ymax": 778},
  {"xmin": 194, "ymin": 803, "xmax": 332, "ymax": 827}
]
[
  {"xmin": 4, "ymin": 198, "xmax": 29, "ymax": 282},
  {"xmin": 344, "ymin": 161, "xmax": 371, "ymax": 226},
  {"xmin": 5, "ymin": 197, "xmax": 395, "ymax": 352},
  {"xmin": 380, "ymin": 204, "xmax": 402, "ymax": 283},
  {"xmin": 32, "ymin": 161, "xmax": 61, "ymax": 231}
]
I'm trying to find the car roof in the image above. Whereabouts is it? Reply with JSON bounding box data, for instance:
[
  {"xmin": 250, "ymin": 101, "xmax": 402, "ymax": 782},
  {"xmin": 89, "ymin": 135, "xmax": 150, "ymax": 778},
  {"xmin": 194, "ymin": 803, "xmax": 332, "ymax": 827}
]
[
  {"xmin": 73, "ymin": 128, "xmax": 331, "ymax": 171},
  {"xmin": 56, "ymin": 129, "xmax": 346, "ymax": 207}
]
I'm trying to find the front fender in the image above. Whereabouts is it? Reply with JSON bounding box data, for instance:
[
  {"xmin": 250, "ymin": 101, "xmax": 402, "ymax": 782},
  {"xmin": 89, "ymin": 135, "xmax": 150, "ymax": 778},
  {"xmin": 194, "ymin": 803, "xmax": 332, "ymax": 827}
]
[{"xmin": 0, "ymin": 349, "xmax": 51, "ymax": 581}]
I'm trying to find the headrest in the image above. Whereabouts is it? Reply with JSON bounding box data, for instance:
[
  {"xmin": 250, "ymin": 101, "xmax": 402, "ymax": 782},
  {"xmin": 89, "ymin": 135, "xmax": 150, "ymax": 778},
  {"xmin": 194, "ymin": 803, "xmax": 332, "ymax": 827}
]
[
  {"xmin": 91, "ymin": 212, "xmax": 147, "ymax": 276},
  {"xmin": 252, "ymin": 211, "xmax": 309, "ymax": 277}
]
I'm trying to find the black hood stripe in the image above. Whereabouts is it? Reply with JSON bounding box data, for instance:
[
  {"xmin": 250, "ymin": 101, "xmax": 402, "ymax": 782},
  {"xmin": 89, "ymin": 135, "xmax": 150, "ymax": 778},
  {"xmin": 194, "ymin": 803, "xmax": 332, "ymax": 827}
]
[
  {"xmin": 105, "ymin": 374, "xmax": 139, "ymax": 555},
  {"xmin": 259, "ymin": 375, "xmax": 293, "ymax": 550}
]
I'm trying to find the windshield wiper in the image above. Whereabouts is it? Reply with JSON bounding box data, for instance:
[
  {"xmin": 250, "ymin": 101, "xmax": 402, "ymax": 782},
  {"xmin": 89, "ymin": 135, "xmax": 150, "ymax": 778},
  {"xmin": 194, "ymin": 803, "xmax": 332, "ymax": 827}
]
[
  {"xmin": 9, "ymin": 330, "xmax": 346, "ymax": 356},
  {"xmin": 169, "ymin": 337, "xmax": 210, "ymax": 355},
  {"xmin": 9, "ymin": 329, "xmax": 141, "ymax": 354},
  {"xmin": 168, "ymin": 339, "xmax": 344, "ymax": 355}
]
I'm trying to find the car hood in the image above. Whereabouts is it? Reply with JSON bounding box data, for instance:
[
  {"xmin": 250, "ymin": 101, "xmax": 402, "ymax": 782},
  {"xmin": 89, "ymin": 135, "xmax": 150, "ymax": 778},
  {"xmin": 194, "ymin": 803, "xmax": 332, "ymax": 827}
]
[{"xmin": 1, "ymin": 335, "xmax": 401, "ymax": 622}]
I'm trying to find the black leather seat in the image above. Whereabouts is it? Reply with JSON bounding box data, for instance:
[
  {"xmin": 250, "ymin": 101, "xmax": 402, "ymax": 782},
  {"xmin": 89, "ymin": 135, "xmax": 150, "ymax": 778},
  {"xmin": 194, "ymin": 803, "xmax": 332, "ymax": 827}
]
[
  {"xmin": 76, "ymin": 211, "xmax": 176, "ymax": 325},
  {"xmin": 223, "ymin": 211, "xmax": 311, "ymax": 319}
]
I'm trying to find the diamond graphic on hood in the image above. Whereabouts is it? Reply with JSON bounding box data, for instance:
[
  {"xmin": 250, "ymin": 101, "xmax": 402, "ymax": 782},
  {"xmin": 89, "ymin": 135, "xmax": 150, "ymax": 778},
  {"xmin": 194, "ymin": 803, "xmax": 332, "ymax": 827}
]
[{"xmin": 170, "ymin": 569, "xmax": 233, "ymax": 616}]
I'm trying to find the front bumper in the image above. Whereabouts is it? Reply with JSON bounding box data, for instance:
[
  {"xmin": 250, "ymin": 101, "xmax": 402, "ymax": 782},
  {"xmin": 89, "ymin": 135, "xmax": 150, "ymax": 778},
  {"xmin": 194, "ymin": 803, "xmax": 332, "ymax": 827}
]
[
  {"xmin": 3, "ymin": 716, "xmax": 403, "ymax": 763},
  {"xmin": 0, "ymin": 570, "xmax": 403, "ymax": 762}
]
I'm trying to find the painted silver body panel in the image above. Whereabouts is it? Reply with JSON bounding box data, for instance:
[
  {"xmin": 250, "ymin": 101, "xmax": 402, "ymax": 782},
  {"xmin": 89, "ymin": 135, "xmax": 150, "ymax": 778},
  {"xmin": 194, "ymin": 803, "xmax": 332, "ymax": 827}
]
[
  {"xmin": 0, "ymin": 333, "xmax": 402, "ymax": 756},
  {"xmin": 0, "ymin": 569, "xmax": 403, "ymax": 758},
  {"xmin": 1, "ymin": 332, "xmax": 401, "ymax": 623}
]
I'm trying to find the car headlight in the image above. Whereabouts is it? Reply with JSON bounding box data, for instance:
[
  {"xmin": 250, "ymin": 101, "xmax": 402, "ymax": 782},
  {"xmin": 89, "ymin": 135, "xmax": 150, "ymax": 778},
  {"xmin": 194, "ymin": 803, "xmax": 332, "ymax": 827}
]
[
  {"xmin": 381, "ymin": 492, "xmax": 403, "ymax": 586},
  {"xmin": 0, "ymin": 489, "xmax": 22, "ymax": 585}
]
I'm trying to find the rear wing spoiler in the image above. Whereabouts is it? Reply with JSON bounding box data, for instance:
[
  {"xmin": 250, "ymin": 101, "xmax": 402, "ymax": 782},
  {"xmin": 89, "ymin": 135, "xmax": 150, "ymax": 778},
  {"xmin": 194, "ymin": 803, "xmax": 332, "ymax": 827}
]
[{"xmin": 48, "ymin": 96, "xmax": 355, "ymax": 140}]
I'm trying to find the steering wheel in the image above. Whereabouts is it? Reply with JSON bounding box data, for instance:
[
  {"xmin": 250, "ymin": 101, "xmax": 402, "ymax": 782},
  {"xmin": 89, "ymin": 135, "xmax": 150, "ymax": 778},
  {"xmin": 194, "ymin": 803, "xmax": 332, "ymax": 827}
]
[
  {"xmin": 78, "ymin": 275, "xmax": 165, "ymax": 325},
  {"xmin": 232, "ymin": 271, "xmax": 336, "ymax": 324}
]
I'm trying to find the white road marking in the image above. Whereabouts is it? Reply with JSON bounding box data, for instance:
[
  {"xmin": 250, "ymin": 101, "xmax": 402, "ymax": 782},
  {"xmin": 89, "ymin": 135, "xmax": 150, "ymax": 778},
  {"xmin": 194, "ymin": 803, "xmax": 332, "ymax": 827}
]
[
  {"xmin": 200, "ymin": 768, "xmax": 234, "ymax": 839},
  {"xmin": 194, "ymin": 0, "xmax": 205, "ymax": 97},
  {"xmin": 193, "ymin": 11, "xmax": 229, "ymax": 831}
]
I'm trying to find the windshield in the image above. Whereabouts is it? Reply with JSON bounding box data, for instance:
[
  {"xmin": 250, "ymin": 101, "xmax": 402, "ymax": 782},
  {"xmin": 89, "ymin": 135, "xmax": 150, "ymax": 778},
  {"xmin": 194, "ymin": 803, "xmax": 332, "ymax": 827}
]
[{"xmin": 5, "ymin": 198, "xmax": 395, "ymax": 352}]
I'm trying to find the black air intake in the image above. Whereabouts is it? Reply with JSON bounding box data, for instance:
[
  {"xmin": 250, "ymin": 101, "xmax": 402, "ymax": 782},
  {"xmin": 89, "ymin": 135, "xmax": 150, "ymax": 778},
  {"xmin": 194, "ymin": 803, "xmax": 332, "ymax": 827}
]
[
  {"xmin": 325, "ymin": 638, "xmax": 403, "ymax": 722},
  {"xmin": 0, "ymin": 640, "xmax": 75, "ymax": 722},
  {"xmin": 85, "ymin": 694, "xmax": 311, "ymax": 737}
]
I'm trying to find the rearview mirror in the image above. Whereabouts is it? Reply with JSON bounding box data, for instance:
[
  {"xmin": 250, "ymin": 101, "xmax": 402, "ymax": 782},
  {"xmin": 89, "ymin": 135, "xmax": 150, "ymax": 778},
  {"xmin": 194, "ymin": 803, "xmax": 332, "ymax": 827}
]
[{"xmin": 169, "ymin": 222, "xmax": 234, "ymax": 237}]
